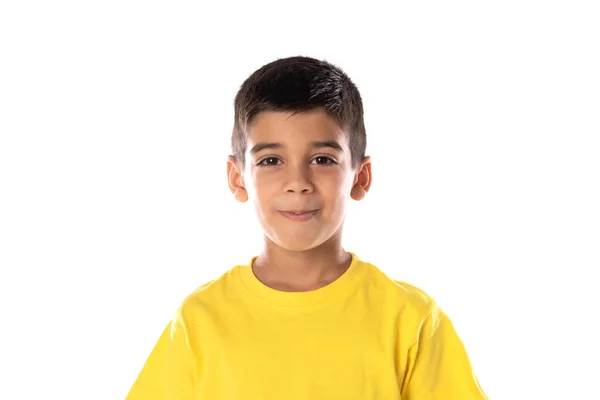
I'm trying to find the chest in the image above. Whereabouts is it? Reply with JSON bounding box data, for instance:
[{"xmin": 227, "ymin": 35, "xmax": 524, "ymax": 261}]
[{"xmin": 196, "ymin": 303, "xmax": 401, "ymax": 399}]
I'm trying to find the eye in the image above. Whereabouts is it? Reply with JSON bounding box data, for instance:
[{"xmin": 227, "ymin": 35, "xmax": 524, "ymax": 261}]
[
  {"xmin": 311, "ymin": 156, "xmax": 337, "ymax": 165},
  {"xmin": 257, "ymin": 157, "xmax": 282, "ymax": 166}
]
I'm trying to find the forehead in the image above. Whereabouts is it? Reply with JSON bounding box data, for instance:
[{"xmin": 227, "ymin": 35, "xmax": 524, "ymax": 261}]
[{"xmin": 247, "ymin": 108, "xmax": 348, "ymax": 146}]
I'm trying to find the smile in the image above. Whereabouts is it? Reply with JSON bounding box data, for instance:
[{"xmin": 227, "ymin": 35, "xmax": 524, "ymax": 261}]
[{"xmin": 278, "ymin": 210, "xmax": 319, "ymax": 222}]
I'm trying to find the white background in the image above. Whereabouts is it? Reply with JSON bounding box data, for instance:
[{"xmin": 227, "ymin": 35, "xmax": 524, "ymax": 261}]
[{"xmin": 1, "ymin": 1, "xmax": 598, "ymax": 399}]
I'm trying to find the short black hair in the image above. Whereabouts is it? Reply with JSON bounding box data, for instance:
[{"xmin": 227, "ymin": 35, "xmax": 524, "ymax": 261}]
[{"xmin": 231, "ymin": 56, "xmax": 367, "ymax": 168}]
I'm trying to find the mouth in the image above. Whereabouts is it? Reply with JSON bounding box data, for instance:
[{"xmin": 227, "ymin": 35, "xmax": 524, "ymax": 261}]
[{"xmin": 278, "ymin": 209, "xmax": 319, "ymax": 222}]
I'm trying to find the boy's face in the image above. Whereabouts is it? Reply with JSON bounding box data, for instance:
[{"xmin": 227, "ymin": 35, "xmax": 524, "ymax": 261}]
[{"xmin": 227, "ymin": 108, "xmax": 371, "ymax": 252}]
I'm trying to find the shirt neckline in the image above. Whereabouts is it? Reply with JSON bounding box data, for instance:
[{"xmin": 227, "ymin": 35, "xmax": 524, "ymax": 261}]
[{"xmin": 236, "ymin": 252, "xmax": 367, "ymax": 308}]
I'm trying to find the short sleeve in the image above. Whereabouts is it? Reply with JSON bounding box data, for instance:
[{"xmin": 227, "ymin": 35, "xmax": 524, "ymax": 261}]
[
  {"xmin": 401, "ymin": 302, "xmax": 488, "ymax": 400},
  {"xmin": 125, "ymin": 304, "xmax": 197, "ymax": 400}
]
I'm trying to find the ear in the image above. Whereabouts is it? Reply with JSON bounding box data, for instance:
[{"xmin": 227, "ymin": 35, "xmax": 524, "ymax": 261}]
[
  {"xmin": 227, "ymin": 155, "xmax": 248, "ymax": 203},
  {"xmin": 350, "ymin": 156, "xmax": 372, "ymax": 201}
]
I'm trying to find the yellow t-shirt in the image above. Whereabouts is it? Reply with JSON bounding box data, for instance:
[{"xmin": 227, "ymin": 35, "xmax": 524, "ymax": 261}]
[{"xmin": 126, "ymin": 253, "xmax": 487, "ymax": 399}]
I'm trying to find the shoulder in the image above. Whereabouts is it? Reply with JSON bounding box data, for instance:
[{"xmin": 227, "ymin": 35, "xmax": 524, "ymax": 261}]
[
  {"xmin": 360, "ymin": 257, "xmax": 437, "ymax": 317},
  {"xmin": 175, "ymin": 262, "xmax": 243, "ymax": 315},
  {"xmin": 391, "ymin": 279, "xmax": 436, "ymax": 310}
]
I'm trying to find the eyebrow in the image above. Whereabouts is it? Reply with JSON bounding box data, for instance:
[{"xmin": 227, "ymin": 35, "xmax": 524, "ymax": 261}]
[{"xmin": 249, "ymin": 140, "xmax": 344, "ymax": 155}]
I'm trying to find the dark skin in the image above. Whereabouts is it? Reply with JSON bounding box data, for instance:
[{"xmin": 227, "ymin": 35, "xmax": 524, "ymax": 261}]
[{"xmin": 227, "ymin": 108, "xmax": 372, "ymax": 292}]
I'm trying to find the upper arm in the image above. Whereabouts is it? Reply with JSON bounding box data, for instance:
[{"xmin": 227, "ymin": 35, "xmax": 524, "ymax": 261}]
[
  {"xmin": 125, "ymin": 305, "xmax": 197, "ymax": 400},
  {"xmin": 400, "ymin": 303, "xmax": 488, "ymax": 400}
]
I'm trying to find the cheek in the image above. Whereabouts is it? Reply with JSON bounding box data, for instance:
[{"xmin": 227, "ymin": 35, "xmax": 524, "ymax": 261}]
[
  {"xmin": 330, "ymin": 170, "xmax": 354, "ymax": 192},
  {"xmin": 320, "ymin": 173, "xmax": 353, "ymax": 208},
  {"xmin": 247, "ymin": 174, "xmax": 275, "ymax": 207}
]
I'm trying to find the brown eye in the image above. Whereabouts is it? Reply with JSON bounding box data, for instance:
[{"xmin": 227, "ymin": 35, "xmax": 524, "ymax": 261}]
[
  {"xmin": 311, "ymin": 156, "xmax": 336, "ymax": 165},
  {"xmin": 257, "ymin": 157, "xmax": 281, "ymax": 166}
]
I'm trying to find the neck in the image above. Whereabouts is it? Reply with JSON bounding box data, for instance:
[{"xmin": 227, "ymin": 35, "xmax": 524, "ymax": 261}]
[{"xmin": 252, "ymin": 231, "xmax": 352, "ymax": 292}]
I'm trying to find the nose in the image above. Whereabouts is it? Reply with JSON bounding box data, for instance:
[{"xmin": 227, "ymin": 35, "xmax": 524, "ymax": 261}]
[{"xmin": 283, "ymin": 164, "xmax": 314, "ymax": 194}]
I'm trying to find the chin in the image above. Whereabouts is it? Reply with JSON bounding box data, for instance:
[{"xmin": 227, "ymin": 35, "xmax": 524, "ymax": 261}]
[
  {"xmin": 277, "ymin": 242, "xmax": 321, "ymax": 252},
  {"xmin": 259, "ymin": 216, "xmax": 344, "ymax": 252},
  {"xmin": 269, "ymin": 233, "xmax": 329, "ymax": 252}
]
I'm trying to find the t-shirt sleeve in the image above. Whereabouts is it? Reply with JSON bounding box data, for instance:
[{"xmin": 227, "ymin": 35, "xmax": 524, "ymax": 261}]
[
  {"xmin": 125, "ymin": 304, "xmax": 197, "ymax": 400},
  {"xmin": 401, "ymin": 302, "xmax": 488, "ymax": 400}
]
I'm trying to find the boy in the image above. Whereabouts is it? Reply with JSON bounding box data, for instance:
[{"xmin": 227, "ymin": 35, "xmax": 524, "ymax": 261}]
[{"xmin": 125, "ymin": 56, "xmax": 488, "ymax": 399}]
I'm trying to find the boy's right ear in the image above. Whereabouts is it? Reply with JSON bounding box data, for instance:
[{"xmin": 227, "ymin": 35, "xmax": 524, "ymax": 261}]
[{"xmin": 227, "ymin": 155, "xmax": 248, "ymax": 202}]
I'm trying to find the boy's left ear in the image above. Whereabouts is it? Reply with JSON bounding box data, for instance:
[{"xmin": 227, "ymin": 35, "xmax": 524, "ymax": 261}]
[{"xmin": 350, "ymin": 156, "xmax": 372, "ymax": 201}]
